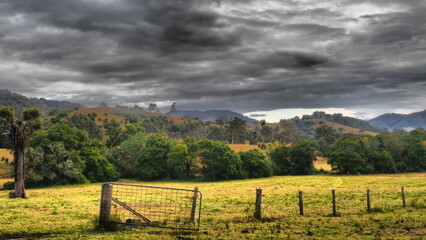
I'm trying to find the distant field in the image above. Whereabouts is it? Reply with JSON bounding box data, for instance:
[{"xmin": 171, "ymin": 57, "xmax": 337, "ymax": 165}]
[
  {"xmin": 0, "ymin": 149, "xmax": 12, "ymax": 178},
  {"xmin": 228, "ymin": 144, "xmax": 263, "ymax": 153},
  {"xmin": 0, "ymin": 149, "xmax": 12, "ymax": 161},
  {"xmin": 314, "ymin": 156, "xmax": 332, "ymax": 172},
  {"xmin": 1, "ymin": 174, "xmax": 425, "ymax": 239}
]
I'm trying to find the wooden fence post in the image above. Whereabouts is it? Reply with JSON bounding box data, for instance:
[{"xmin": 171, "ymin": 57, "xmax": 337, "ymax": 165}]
[
  {"xmin": 191, "ymin": 187, "xmax": 199, "ymax": 221},
  {"xmin": 99, "ymin": 183, "xmax": 113, "ymax": 227},
  {"xmin": 401, "ymin": 187, "xmax": 406, "ymax": 208},
  {"xmin": 254, "ymin": 188, "xmax": 262, "ymax": 219},
  {"xmin": 367, "ymin": 189, "xmax": 371, "ymax": 212},
  {"xmin": 298, "ymin": 191, "xmax": 304, "ymax": 216},
  {"xmin": 332, "ymin": 189, "xmax": 337, "ymax": 216}
]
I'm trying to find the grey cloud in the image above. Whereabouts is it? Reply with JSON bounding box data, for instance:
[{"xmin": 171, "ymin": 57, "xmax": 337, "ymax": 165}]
[{"xmin": 0, "ymin": 0, "xmax": 425, "ymax": 113}]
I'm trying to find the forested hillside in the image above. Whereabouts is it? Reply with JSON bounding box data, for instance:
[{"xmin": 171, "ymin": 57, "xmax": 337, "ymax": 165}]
[
  {"xmin": 369, "ymin": 110, "xmax": 426, "ymax": 131},
  {"xmin": 170, "ymin": 109, "xmax": 258, "ymax": 123},
  {"xmin": 300, "ymin": 111, "xmax": 387, "ymax": 133},
  {"xmin": 0, "ymin": 89, "xmax": 84, "ymax": 114}
]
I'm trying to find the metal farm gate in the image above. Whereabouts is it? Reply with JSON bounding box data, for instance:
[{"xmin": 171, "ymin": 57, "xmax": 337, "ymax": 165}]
[{"xmin": 99, "ymin": 183, "xmax": 202, "ymax": 230}]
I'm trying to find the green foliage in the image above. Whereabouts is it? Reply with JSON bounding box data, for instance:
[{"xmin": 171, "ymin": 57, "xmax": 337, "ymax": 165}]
[
  {"xmin": 27, "ymin": 124, "xmax": 119, "ymax": 186},
  {"xmin": 67, "ymin": 113, "xmax": 103, "ymax": 140},
  {"xmin": 327, "ymin": 130, "xmax": 426, "ymax": 174},
  {"xmin": 227, "ymin": 117, "xmax": 247, "ymax": 144},
  {"xmin": 135, "ymin": 133, "xmax": 172, "ymax": 179},
  {"xmin": 167, "ymin": 143, "xmax": 197, "ymax": 179},
  {"xmin": 239, "ymin": 149, "xmax": 273, "ymax": 178},
  {"xmin": 289, "ymin": 140, "xmax": 317, "ymax": 175},
  {"xmin": 269, "ymin": 145, "xmax": 291, "ymax": 175},
  {"xmin": 328, "ymin": 137, "xmax": 374, "ymax": 174},
  {"xmin": 112, "ymin": 132, "xmax": 146, "ymax": 178},
  {"xmin": 197, "ymin": 139, "xmax": 244, "ymax": 180}
]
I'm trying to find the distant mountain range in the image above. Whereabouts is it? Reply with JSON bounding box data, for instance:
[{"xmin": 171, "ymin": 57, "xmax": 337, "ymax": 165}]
[
  {"xmin": 369, "ymin": 110, "xmax": 426, "ymax": 131},
  {"xmin": 0, "ymin": 89, "xmax": 85, "ymax": 114},
  {"xmin": 170, "ymin": 110, "xmax": 258, "ymax": 123}
]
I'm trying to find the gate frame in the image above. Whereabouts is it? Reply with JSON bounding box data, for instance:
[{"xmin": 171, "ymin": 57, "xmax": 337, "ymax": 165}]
[{"xmin": 99, "ymin": 182, "xmax": 203, "ymax": 230}]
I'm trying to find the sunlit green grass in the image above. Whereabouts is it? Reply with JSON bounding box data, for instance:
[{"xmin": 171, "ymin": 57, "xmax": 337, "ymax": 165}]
[{"xmin": 0, "ymin": 174, "xmax": 425, "ymax": 239}]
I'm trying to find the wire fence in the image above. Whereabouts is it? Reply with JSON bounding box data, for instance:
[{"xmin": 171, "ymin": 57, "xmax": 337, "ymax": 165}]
[{"xmin": 100, "ymin": 183, "xmax": 202, "ymax": 230}]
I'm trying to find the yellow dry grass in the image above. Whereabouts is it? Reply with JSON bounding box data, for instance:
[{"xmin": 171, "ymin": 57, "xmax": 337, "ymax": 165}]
[
  {"xmin": 70, "ymin": 107, "xmax": 126, "ymax": 125},
  {"xmin": 0, "ymin": 149, "xmax": 13, "ymax": 161},
  {"xmin": 311, "ymin": 120, "xmax": 378, "ymax": 136},
  {"xmin": 227, "ymin": 144, "xmax": 262, "ymax": 153},
  {"xmin": 314, "ymin": 156, "xmax": 332, "ymax": 172},
  {"xmin": 0, "ymin": 149, "xmax": 12, "ymax": 178},
  {"xmin": 0, "ymin": 174, "xmax": 425, "ymax": 239}
]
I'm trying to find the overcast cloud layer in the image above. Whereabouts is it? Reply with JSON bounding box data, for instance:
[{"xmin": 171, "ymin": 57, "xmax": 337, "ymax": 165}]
[{"xmin": 0, "ymin": 0, "xmax": 425, "ymax": 118}]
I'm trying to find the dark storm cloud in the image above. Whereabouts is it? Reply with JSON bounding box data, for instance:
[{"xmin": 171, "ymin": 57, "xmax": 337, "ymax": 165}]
[{"xmin": 0, "ymin": 0, "xmax": 425, "ymax": 113}]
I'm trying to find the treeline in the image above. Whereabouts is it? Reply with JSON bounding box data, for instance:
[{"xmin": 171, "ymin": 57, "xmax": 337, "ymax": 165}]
[
  {"xmin": 1, "ymin": 108, "xmax": 425, "ymax": 189},
  {"xmin": 315, "ymin": 125, "xmax": 426, "ymax": 174}
]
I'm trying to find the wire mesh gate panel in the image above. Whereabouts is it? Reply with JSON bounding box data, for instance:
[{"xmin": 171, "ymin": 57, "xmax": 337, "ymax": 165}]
[{"xmin": 99, "ymin": 183, "xmax": 202, "ymax": 230}]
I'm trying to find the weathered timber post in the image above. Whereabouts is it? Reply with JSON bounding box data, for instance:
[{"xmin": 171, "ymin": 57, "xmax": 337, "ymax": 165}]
[
  {"xmin": 298, "ymin": 191, "xmax": 304, "ymax": 216},
  {"xmin": 254, "ymin": 188, "xmax": 262, "ymax": 219},
  {"xmin": 401, "ymin": 187, "xmax": 406, "ymax": 208},
  {"xmin": 99, "ymin": 183, "xmax": 113, "ymax": 227},
  {"xmin": 191, "ymin": 187, "xmax": 199, "ymax": 221},
  {"xmin": 332, "ymin": 189, "xmax": 337, "ymax": 216},
  {"xmin": 367, "ymin": 189, "xmax": 371, "ymax": 212}
]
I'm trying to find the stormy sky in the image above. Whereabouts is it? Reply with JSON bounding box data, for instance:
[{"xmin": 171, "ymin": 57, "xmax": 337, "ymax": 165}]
[{"xmin": 0, "ymin": 0, "xmax": 425, "ymax": 121}]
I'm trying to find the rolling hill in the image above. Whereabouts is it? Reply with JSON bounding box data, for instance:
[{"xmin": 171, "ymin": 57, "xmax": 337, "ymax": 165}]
[
  {"xmin": 170, "ymin": 109, "xmax": 258, "ymax": 123},
  {"xmin": 0, "ymin": 89, "xmax": 84, "ymax": 114},
  {"xmin": 369, "ymin": 110, "xmax": 426, "ymax": 131}
]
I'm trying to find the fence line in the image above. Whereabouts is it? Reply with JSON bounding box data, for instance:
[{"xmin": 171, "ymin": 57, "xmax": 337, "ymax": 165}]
[{"xmin": 252, "ymin": 187, "xmax": 425, "ymax": 219}]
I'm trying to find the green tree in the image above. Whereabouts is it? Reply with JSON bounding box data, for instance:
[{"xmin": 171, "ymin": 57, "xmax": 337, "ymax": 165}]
[
  {"xmin": 167, "ymin": 143, "xmax": 197, "ymax": 179},
  {"xmin": 275, "ymin": 120, "xmax": 298, "ymax": 144},
  {"xmin": 135, "ymin": 133, "xmax": 172, "ymax": 179},
  {"xmin": 0, "ymin": 107, "xmax": 41, "ymax": 198},
  {"xmin": 328, "ymin": 138, "xmax": 373, "ymax": 174},
  {"xmin": 269, "ymin": 145, "xmax": 292, "ymax": 175},
  {"xmin": 67, "ymin": 113, "xmax": 103, "ymax": 140},
  {"xmin": 197, "ymin": 140, "xmax": 244, "ymax": 180},
  {"xmin": 113, "ymin": 132, "xmax": 146, "ymax": 178},
  {"xmin": 227, "ymin": 117, "xmax": 247, "ymax": 144},
  {"xmin": 239, "ymin": 149, "xmax": 272, "ymax": 178},
  {"xmin": 28, "ymin": 124, "xmax": 119, "ymax": 184},
  {"xmin": 289, "ymin": 140, "xmax": 317, "ymax": 175}
]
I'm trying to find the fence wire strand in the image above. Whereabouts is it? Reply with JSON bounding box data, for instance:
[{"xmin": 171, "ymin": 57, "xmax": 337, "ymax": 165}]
[{"xmin": 105, "ymin": 183, "xmax": 201, "ymax": 230}]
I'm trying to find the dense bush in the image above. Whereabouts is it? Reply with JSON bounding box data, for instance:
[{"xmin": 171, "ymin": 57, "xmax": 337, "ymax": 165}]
[
  {"xmin": 197, "ymin": 140, "xmax": 245, "ymax": 180},
  {"xmin": 25, "ymin": 124, "xmax": 119, "ymax": 186},
  {"xmin": 239, "ymin": 149, "xmax": 273, "ymax": 178},
  {"xmin": 135, "ymin": 133, "xmax": 172, "ymax": 179}
]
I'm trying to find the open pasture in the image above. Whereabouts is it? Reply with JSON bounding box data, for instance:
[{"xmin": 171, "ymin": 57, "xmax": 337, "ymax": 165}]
[{"xmin": 0, "ymin": 174, "xmax": 425, "ymax": 239}]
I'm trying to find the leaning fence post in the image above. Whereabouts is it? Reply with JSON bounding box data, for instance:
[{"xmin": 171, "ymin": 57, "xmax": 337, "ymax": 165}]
[
  {"xmin": 367, "ymin": 189, "xmax": 371, "ymax": 212},
  {"xmin": 298, "ymin": 191, "xmax": 304, "ymax": 216},
  {"xmin": 99, "ymin": 183, "xmax": 113, "ymax": 227},
  {"xmin": 190, "ymin": 187, "xmax": 199, "ymax": 221},
  {"xmin": 254, "ymin": 188, "xmax": 262, "ymax": 219},
  {"xmin": 332, "ymin": 189, "xmax": 337, "ymax": 216},
  {"xmin": 401, "ymin": 187, "xmax": 406, "ymax": 208}
]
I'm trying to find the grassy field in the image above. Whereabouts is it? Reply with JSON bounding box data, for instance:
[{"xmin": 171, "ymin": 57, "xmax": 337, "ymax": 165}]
[
  {"xmin": 0, "ymin": 174, "xmax": 425, "ymax": 239},
  {"xmin": 0, "ymin": 149, "xmax": 12, "ymax": 178}
]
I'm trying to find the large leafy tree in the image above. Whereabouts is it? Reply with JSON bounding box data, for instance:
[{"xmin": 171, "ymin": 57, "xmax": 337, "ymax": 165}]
[
  {"xmin": 269, "ymin": 145, "xmax": 292, "ymax": 175},
  {"xmin": 289, "ymin": 140, "xmax": 317, "ymax": 175},
  {"xmin": 28, "ymin": 124, "xmax": 119, "ymax": 185},
  {"xmin": 0, "ymin": 107, "xmax": 41, "ymax": 198},
  {"xmin": 239, "ymin": 149, "xmax": 273, "ymax": 178},
  {"xmin": 135, "ymin": 133, "xmax": 172, "ymax": 179},
  {"xmin": 197, "ymin": 139, "xmax": 244, "ymax": 180},
  {"xmin": 227, "ymin": 117, "xmax": 247, "ymax": 144}
]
